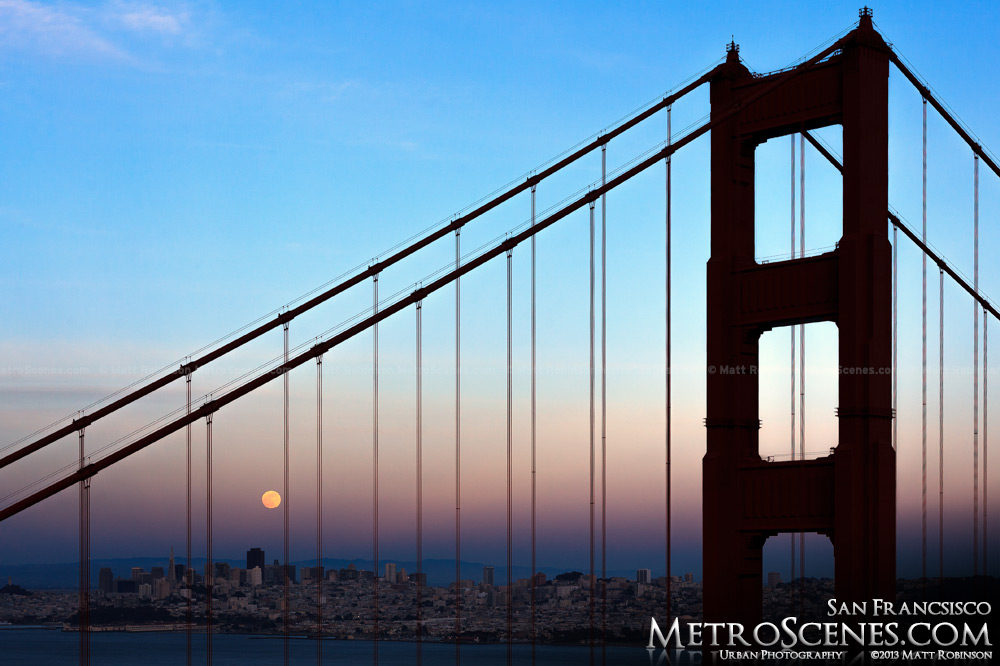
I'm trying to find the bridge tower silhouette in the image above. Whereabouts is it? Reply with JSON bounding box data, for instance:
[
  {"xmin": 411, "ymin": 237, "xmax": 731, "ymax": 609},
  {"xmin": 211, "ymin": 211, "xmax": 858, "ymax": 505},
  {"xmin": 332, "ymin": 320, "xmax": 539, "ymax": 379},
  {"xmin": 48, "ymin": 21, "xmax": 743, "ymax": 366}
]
[{"xmin": 704, "ymin": 10, "xmax": 894, "ymax": 626}]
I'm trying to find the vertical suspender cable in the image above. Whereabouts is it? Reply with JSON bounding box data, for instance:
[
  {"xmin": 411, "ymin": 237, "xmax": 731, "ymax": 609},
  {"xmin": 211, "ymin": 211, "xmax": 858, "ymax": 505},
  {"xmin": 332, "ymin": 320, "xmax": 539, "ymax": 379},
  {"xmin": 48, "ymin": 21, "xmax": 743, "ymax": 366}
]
[
  {"xmin": 600, "ymin": 143, "xmax": 608, "ymax": 660},
  {"xmin": 940, "ymin": 269, "xmax": 945, "ymax": 583},
  {"xmin": 283, "ymin": 321, "xmax": 291, "ymax": 665},
  {"xmin": 790, "ymin": 134, "xmax": 797, "ymax": 585},
  {"xmin": 78, "ymin": 424, "xmax": 89, "ymax": 666},
  {"xmin": 316, "ymin": 354, "xmax": 324, "ymax": 665},
  {"xmin": 665, "ymin": 103, "xmax": 672, "ymax": 624},
  {"xmin": 455, "ymin": 233, "xmax": 463, "ymax": 661},
  {"xmin": 894, "ymin": 226, "xmax": 898, "ymax": 455},
  {"xmin": 206, "ymin": 412, "xmax": 214, "ymax": 665},
  {"xmin": 372, "ymin": 277, "xmax": 380, "ymax": 660},
  {"xmin": 894, "ymin": 224, "xmax": 900, "ymax": 581},
  {"xmin": 974, "ymin": 154, "xmax": 980, "ymax": 576},
  {"xmin": 506, "ymin": 247, "xmax": 514, "ymax": 666},
  {"xmin": 530, "ymin": 183, "xmax": 537, "ymax": 663},
  {"xmin": 186, "ymin": 372, "xmax": 193, "ymax": 666},
  {"xmin": 799, "ymin": 132, "xmax": 806, "ymax": 591},
  {"xmin": 416, "ymin": 301, "xmax": 423, "ymax": 664},
  {"xmin": 589, "ymin": 198, "xmax": 596, "ymax": 664},
  {"xmin": 984, "ymin": 311, "xmax": 989, "ymax": 575},
  {"xmin": 922, "ymin": 98, "xmax": 928, "ymax": 583}
]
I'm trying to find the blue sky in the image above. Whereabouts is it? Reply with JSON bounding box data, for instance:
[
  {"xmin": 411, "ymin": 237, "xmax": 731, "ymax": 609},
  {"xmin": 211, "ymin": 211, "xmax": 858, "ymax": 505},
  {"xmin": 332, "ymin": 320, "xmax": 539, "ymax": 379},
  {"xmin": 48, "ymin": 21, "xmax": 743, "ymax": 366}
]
[{"xmin": 1, "ymin": 1, "xmax": 999, "ymax": 581}]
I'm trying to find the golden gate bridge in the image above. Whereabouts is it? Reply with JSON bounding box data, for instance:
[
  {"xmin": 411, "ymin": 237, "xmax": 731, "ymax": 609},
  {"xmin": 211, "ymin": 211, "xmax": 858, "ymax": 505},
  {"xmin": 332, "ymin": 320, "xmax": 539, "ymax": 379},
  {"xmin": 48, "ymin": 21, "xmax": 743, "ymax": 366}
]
[{"xmin": 0, "ymin": 7, "xmax": 997, "ymax": 665}]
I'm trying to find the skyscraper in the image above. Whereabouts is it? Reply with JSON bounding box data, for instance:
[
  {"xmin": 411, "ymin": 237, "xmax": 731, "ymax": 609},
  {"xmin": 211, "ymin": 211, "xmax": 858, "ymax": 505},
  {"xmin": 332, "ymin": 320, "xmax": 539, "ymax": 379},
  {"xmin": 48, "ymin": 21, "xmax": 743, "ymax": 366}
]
[
  {"xmin": 385, "ymin": 562, "xmax": 396, "ymax": 583},
  {"xmin": 483, "ymin": 565, "xmax": 495, "ymax": 586},
  {"xmin": 247, "ymin": 547, "xmax": 265, "ymax": 571},
  {"xmin": 98, "ymin": 568, "xmax": 113, "ymax": 595},
  {"xmin": 636, "ymin": 568, "xmax": 652, "ymax": 584}
]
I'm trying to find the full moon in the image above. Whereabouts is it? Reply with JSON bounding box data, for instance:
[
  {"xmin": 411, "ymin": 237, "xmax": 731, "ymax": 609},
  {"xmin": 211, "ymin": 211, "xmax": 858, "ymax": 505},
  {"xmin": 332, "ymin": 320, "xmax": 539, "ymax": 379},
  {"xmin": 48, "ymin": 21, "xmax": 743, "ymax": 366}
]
[{"xmin": 261, "ymin": 490, "xmax": 281, "ymax": 509}]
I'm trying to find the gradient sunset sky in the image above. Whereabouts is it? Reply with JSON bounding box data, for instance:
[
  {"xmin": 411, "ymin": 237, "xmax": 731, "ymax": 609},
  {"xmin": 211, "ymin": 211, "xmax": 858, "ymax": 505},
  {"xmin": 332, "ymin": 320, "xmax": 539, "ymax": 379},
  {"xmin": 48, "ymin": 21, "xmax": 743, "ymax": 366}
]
[{"xmin": 1, "ymin": 0, "xmax": 999, "ymax": 582}]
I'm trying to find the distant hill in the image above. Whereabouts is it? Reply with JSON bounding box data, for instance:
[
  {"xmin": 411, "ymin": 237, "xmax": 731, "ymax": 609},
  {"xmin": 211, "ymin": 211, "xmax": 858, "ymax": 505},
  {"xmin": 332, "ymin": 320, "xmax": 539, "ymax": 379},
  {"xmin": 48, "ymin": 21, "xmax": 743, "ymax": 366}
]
[{"xmin": 0, "ymin": 556, "xmax": 654, "ymax": 590}]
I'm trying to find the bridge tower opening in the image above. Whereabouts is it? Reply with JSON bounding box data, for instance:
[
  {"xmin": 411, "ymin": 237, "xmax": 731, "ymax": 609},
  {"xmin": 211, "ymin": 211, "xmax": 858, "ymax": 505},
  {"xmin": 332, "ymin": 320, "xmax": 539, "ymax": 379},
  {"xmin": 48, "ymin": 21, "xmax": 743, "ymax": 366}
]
[{"xmin": 704, "ymin": 11, "xmax": 895, "ymax": 627}]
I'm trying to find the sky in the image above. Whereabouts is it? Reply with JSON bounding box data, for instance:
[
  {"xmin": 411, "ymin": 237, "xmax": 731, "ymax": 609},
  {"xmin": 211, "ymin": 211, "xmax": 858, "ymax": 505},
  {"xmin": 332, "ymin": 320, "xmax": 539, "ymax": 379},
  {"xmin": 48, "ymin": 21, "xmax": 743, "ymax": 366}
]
[{"xmin": 1, "ymin": 1, "xmax": 999, "ymax": 584}]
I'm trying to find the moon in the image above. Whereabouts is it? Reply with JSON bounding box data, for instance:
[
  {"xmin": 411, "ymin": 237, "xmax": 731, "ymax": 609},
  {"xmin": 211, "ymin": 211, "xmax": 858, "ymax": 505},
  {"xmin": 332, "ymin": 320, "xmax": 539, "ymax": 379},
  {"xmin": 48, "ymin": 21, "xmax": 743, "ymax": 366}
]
[{"xmin": 262, "ymin": 490, "xmax": 281, "ymax": 509}]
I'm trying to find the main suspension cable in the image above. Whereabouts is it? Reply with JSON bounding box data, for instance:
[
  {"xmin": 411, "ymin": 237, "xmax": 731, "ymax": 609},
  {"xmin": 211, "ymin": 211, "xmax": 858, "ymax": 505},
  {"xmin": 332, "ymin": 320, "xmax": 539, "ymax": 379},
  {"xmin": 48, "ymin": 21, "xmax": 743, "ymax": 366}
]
[
  {"xmin": 0, "ymin": 62, "xmax": 720, "ymax": 472},
  {"xmin": 3, "ymin": 43, "xmax": 858, "ymax": 519}
]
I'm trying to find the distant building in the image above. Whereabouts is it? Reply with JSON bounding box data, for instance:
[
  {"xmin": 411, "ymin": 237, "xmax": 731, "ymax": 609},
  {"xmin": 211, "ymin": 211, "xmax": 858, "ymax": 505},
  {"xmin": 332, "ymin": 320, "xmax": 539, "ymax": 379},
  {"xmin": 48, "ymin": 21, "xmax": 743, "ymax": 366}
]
[
  {"xmin": 98, "ymin": 568, "xmax": 114, "ymax": 594},
  {"xmin": 168, "ymin": 547, "xmax": 175, "ymax": 583},
  {"xmin": 247, "ymin": 547, "xmax": 265, "ymax": 571},
  {"xmin": 267, "ymin": 562, "xmax": 297, "ymax": 584},
  {"xmin": 301, "ymin": 566, "xmax": 324, "ymax": 583},
  {"xmin": 482, "ymin": 566, "xmax": 495, "ymax": 586},
  {"xmin": 408, "ymin": 572, "xmax": 426, "ymax": 586},
  {"xmin": 384, "ymin": 562, "xmax": 396, "ymax": 583},
  {"xmin": 636, "ymin": 569, "xmax": 652, "ymax": 584},
  {"xmin": 684, "ymin": 573, "xmax": 694, "ymax": 584},
  {"xmin": 116, "ymin": 579, "xmax": 137, "ymax": 594},
  {"xmin": 154, "ymin": 578, "xmax": 170, "ymax": 599},
  {"xmin": 248, "ymin": 567, "xmax": 262, "ymax": 587},
  {"xmin": 767, "ymin": 572, "xmax": 781, "ymax": 589},
  {"xmin": 150, "ymin": 566, "xmax": 164, "ymax": 580}
]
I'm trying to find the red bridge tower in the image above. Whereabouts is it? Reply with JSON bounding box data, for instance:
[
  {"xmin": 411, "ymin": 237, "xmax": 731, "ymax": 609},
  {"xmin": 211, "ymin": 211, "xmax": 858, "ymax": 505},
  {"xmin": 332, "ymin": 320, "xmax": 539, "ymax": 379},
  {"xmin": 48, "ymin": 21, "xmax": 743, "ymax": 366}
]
[{"xmin": 703, "ymin": 10, "xmax": 895, "ymax": 626}]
